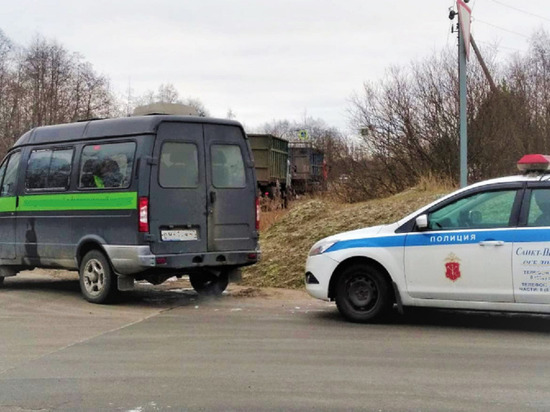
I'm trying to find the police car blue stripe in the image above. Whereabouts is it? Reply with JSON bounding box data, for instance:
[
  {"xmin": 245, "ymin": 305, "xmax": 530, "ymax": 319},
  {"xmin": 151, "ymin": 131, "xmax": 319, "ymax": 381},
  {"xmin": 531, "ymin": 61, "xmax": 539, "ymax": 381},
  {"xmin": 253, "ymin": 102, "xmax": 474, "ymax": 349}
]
[
  {"xmin": 515, "ymin": 228, "xmax": 550, "ymax": 242},
  {"xmin": 326, "ymin": 236, "xmax": 405, "ymax": 252},
  {"xmin": 325, "ymin": 228, "xmax": 550, "ymax": 253}
]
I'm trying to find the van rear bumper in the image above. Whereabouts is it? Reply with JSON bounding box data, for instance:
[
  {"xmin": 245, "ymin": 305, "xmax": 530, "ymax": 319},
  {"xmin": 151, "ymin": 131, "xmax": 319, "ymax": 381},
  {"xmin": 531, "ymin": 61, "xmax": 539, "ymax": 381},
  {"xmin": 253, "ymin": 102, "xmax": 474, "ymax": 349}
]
[{"xmin": 103, "ymin": 245, "xmax": 260, "ymax": 275}]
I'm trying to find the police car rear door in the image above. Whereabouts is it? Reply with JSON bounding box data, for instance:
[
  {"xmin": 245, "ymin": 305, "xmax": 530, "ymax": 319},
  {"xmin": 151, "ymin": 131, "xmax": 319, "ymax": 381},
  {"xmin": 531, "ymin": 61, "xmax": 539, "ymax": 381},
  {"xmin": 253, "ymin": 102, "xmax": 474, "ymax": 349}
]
[
  {"xmin": 149, "ymin": 122, "xmax": 208, "ymax": 254},
  {"xmin": 513, "ymin": 184, "xmax": 550, "ymax": 303},
  {"xmin": 404, "ymin": 185, "xmax": 522, "ymax": 302}
]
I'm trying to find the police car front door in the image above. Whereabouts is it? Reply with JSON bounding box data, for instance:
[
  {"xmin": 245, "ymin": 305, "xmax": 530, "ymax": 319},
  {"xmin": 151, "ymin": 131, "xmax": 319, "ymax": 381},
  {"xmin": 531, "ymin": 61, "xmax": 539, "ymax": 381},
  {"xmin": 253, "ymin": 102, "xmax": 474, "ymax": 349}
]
[{"xmin": 404, "ymin": 188, "xmax": 521, "ymax": 302}]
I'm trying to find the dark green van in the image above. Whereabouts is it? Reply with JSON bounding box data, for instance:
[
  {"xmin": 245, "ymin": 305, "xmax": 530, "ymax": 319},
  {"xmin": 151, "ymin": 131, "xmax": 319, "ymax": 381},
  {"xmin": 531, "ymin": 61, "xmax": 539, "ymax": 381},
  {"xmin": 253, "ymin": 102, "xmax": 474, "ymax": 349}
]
[{"xmin": 0, "ymin": 115, "xmax": 260, "ymax": 303}]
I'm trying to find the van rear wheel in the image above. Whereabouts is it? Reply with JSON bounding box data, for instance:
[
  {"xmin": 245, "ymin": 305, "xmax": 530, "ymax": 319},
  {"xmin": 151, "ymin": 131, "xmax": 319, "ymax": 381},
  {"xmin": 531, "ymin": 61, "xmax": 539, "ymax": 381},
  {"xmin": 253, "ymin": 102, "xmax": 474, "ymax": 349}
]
[
  {"xmin": 189, "ymin": 270, "xmax": 229, "ymax": 296},
  {"xmin": 79, "ymin": 250, "xmax": 117, "ymax": 304}
]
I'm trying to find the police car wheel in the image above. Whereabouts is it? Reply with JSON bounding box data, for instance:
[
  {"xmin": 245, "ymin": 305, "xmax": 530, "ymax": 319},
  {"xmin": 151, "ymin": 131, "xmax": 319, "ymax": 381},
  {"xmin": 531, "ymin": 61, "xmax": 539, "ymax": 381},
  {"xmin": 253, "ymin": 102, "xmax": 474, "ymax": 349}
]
[
  {"xmin": 79, "ymin": 250, "xmax": 118, "ymax": 304},
  {"xmin": 335, "ymin": 264, "xmax": 391, "ymax": 323},
  {"xmin": 189, "ymin": 271, "xmax": 229, "ymax": 297}
]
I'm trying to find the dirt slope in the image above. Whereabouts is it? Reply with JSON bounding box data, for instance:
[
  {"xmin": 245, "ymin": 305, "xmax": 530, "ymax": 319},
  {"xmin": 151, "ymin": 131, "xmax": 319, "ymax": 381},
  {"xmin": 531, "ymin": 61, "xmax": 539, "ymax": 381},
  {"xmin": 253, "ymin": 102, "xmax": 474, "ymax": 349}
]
[{"xmin": 242, "ymin": 187, "xmax": 449, "ymax": 289}]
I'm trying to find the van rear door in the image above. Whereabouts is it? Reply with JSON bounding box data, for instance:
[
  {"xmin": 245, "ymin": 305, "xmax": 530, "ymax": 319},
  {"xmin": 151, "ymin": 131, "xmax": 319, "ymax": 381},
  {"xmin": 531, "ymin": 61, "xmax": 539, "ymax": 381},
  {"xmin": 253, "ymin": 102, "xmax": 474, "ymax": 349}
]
[
  {"xmin": 204, "ymin": 124, "xmax": 256, "ymax": 252},
  {"xmin": 149, "ymin": 122, "xmax": 208, "ymax": 254},
  {"xmin": 149, "ymin": 122, "xmax": 256, "ymax": 255}
]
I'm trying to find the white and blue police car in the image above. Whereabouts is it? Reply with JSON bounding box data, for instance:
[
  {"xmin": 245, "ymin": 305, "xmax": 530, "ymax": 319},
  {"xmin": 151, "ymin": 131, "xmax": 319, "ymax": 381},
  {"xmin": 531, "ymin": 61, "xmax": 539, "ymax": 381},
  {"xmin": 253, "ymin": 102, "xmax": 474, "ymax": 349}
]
[{"xmin": 305, "ymin": 154, "xmax": 550, "ymax": 322}]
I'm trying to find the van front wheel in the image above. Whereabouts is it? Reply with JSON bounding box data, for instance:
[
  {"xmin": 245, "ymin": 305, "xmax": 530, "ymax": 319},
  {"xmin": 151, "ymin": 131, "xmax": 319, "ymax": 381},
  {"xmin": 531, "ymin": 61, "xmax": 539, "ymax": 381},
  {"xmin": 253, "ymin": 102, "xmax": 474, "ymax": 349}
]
[
  {"xmin": 79, "ymin": 250, "xmax": 117, "ymax": 304},
  {"xmin": 189, "ymin": 271, "xmax": 229, "ymax": 297}
]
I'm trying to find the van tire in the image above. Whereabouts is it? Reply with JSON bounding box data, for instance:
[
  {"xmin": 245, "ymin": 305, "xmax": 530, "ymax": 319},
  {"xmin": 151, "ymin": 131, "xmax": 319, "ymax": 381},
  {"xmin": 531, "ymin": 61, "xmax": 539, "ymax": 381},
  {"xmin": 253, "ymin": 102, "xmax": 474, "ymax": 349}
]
[
  {"xmin": 79, "ymin": 250, "xmax": 118, "ymax": 304},
  {"xmin": 0, "ymin": 277, "xmax": 4, "ymax": 287},
  {"xmin": 335, "ymin": 264, "xmax": 392, "ymax": 323},
  {"xmin": 189, "ymin": 271, "xmax": 229, "ymax": 297}
]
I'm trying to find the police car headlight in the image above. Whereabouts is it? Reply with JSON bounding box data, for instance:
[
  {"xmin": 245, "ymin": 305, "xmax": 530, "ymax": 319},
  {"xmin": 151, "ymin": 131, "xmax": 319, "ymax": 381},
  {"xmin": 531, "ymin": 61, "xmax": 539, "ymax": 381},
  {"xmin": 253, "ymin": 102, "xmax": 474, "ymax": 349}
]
[{"xmin": 309, "ymin": 241, "xmax": 336, "ymax": 256}]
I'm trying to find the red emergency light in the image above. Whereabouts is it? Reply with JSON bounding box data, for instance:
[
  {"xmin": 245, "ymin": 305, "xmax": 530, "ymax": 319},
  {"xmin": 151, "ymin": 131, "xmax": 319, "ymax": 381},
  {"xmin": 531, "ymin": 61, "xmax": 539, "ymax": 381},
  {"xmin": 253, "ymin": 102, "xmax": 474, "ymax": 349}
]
[{"xmin": 517, "ymin": 154, "xmax": 550, "ymax": 173}]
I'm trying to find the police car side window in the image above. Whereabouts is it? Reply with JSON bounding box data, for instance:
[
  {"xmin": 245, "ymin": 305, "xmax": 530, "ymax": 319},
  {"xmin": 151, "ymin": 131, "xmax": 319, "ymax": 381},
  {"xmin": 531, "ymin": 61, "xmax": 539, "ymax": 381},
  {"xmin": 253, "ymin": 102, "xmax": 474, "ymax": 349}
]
[
  {"xmin": 428, "ymin": 190, "xmax": 517, "ymax": 230},
  {"xmin": 527, "ymin": 189, "xmax": 550, "ymax": 227},
  {"xmin": 79, "ymin": 142, "xmax": 135, "ymax": 189}
]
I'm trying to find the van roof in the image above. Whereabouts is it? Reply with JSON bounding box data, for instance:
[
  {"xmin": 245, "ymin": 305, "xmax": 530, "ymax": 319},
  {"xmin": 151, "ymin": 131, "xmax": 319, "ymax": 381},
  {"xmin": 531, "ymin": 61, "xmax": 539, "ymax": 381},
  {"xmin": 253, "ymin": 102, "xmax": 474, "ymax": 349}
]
[{"xmin": 13, "ymin": 115, "xmax": 244, "ymax": 148}]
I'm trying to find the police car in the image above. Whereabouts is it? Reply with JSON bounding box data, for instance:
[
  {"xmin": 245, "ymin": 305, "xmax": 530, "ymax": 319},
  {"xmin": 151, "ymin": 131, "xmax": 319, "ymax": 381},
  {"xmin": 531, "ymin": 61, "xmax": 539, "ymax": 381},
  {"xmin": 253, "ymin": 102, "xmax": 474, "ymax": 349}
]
[{"xmin": 305, "ymin": 154, "xmax": 550, "ymax": 322}]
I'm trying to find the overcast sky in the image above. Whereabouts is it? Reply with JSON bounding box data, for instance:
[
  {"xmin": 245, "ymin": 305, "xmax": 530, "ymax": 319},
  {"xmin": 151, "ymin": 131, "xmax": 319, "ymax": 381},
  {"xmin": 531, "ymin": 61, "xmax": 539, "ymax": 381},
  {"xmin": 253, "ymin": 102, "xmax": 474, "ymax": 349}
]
[{"xmin": 2, "ymin": 0, "xmax": 550, "ymax": 133}]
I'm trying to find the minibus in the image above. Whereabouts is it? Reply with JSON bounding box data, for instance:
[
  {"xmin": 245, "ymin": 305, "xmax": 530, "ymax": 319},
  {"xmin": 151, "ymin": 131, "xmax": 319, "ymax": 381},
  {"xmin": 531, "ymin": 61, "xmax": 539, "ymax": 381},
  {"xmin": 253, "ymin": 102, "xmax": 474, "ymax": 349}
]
[{"xmin": 0, "ymin": 115, "xmax": 260, "ymax": 303}]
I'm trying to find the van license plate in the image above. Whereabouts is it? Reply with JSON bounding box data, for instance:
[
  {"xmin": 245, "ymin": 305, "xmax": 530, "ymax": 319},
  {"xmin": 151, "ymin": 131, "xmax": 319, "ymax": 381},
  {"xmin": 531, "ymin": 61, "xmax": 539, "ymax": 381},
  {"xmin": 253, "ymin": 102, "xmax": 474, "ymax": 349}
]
[{"xmin": 161, "ymin": 229, "xmax": 198, "ymax": 242}]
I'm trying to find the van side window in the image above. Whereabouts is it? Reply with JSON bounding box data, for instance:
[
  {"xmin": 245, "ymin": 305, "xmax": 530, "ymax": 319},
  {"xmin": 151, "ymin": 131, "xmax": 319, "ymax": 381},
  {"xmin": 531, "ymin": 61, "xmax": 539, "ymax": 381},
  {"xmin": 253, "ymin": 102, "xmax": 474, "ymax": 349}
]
[
  {"xmin": 2, "ymin": 152, "xmax": 21, "ymax": 197},
  {"xmin": 26, "ymin": 148, "xmax": 73, "ymax": 191},
  {"xmin": 159, "ymin": 142, "xmax": 199, "ymax": 188},
  {"xmin": 211, "ymin": 144, "xmax": 245, "ymax": 188},
  {"xmin": 79, "ymin": 142, "xmax": 136, "ymax": 189}
]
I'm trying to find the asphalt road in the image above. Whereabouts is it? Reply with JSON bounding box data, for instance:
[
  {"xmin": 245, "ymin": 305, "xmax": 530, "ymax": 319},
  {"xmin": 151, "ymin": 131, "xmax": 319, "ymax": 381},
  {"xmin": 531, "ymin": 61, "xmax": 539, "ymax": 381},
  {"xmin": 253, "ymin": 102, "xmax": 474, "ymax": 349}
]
[{"xmin": 2, "ymin": 271, "xmax": 550, "ymax": 411}]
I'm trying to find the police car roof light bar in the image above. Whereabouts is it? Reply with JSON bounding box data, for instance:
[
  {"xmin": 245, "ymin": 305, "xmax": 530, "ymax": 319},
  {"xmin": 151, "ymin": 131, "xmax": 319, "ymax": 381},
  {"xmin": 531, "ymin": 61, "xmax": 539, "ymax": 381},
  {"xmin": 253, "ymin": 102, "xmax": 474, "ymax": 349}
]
[{"xmin": 517, "ymin": 154, "xmax": 550, "ymax": 173}]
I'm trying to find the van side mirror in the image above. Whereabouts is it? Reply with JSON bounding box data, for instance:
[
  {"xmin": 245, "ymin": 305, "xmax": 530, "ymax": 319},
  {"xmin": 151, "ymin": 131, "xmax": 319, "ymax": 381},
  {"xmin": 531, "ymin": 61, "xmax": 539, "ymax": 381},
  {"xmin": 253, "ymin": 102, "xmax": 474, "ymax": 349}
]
[{"xmin": 416, "ymin": 214, "xmax": 429, "ymax": 230}]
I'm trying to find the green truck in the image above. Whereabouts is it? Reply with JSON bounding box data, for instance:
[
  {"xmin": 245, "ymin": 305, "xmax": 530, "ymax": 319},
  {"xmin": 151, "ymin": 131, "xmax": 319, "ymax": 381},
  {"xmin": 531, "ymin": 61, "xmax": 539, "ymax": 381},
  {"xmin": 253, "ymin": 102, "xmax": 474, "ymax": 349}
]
[{"xmin": 248, "ymin": 134, "xmax": 289, "ymax": 205}]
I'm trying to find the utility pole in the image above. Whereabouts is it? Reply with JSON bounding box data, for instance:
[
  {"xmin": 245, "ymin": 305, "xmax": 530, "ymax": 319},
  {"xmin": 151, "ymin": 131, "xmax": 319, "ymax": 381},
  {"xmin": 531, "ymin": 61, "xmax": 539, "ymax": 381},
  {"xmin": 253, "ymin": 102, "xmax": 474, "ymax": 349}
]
[
  {"xmin": 450, "ymin": 0, "xmax": 472, "ymax": 188},
  {"xmin": 470, "ymin": 35, "xmax": 497, "ymax": 93},
  {"xmin": 459, "ymin": 22, "xmax": 468, "ymax": 188}
]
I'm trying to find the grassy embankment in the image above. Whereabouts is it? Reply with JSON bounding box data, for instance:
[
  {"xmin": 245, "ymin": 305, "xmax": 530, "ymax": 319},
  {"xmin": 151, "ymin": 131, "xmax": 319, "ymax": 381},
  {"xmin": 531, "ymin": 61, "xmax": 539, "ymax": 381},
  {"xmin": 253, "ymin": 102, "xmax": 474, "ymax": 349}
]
[{"xmin": 242, "ymin": 181, "xmax": 454, "ymax": 289}]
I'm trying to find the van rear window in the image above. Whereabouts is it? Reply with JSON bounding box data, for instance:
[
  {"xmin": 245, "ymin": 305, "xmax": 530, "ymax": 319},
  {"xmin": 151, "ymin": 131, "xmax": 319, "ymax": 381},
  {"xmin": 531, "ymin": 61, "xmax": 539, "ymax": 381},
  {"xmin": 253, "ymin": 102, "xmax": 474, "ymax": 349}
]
[
  {"xmin": 79, "ymin": 142, "xmax": 135, "ymax": 189},
  {"xmin": 159, "ymin": 142, "xmax": 199, "ymax": 188},
  {"xmin": 211, "ymin": 144, "xmax": 245, "ymax": 188},
  {"xmin": 26, "ymin": 148, "xmax": 73, "ymax": 191}
]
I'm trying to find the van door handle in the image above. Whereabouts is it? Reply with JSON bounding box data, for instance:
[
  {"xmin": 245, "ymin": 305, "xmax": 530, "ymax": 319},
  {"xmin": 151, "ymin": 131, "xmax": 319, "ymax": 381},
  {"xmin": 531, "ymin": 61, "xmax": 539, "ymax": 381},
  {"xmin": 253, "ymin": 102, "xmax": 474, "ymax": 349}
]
[
  {"xmin": 479, "ymin": 240, "xmax": 504, "ymax": 247},
  {"xmin": 210, "ymin": 191, "xmax": 216, "ymax": 204}
]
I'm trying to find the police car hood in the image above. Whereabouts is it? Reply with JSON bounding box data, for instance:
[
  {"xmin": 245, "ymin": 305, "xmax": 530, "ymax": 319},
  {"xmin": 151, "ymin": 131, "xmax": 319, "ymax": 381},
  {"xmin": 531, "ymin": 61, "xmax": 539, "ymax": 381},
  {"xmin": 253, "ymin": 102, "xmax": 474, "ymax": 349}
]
[{"xmin": 324, "ymin": 223, "xmax": 396, "ymax": 243}]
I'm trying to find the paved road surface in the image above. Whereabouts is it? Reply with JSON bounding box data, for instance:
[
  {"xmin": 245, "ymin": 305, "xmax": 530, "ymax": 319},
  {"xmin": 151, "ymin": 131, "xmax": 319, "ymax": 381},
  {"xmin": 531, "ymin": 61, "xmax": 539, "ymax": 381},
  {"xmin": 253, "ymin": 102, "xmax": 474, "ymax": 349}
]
[{"xmin": 2, "ymin": 271, "xmax": 550, "ymax": 411}]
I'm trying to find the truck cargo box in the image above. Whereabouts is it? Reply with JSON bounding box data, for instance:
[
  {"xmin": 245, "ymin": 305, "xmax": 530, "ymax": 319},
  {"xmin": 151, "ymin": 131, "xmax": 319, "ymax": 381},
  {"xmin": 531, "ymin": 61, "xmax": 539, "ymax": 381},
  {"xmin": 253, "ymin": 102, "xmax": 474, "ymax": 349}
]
[
  {"xmin": 248, "ymin": 134, "xmax": 289, "ymax": 185},
  {"xmin": 289, "ymin": 141, "xmax": 324, "ymax": 181}
]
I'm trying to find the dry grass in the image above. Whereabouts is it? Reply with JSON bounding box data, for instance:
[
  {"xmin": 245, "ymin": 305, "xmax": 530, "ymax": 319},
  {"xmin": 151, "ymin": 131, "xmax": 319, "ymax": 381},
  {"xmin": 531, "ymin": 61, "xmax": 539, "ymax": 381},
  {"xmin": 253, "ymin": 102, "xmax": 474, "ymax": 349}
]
[
  {"xmin": 416, "ymin": 173, "xmax": 457, "ymax": 193},
  {"xmin": 242, "ymin": 183, "xmax": 452, "ymax": 289},
  {"xmin": 259, "ymin": 208, "xmax": 291, "ymax": 232}
]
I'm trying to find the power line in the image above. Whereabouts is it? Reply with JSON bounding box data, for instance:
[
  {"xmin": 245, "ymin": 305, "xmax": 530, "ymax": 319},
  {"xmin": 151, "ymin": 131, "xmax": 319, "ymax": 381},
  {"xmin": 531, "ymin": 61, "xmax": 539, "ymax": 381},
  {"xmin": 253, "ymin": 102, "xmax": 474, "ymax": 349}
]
[
  {"xmin": 476, "ymin": 40, "xmax": 523, "ymax": 52},
  {"xmin": 473, "ymin": 17, "xmax": 530, "ymax": 39},
  {"xmin": 488, "ymin": 0, "xmax": 550, "ymax": 23}
]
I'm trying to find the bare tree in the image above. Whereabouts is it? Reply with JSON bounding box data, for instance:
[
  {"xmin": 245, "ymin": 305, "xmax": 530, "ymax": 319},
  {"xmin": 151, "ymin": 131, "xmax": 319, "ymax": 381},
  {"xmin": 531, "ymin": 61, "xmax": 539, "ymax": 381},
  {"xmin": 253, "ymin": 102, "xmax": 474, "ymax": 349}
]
[
  {"xmin": 0, "ymin": 33, "xmax": 116, "ymax": 157},
  {"xmin": 348, "ymin": 40, "xmax": 531, "ymax": 195}
]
